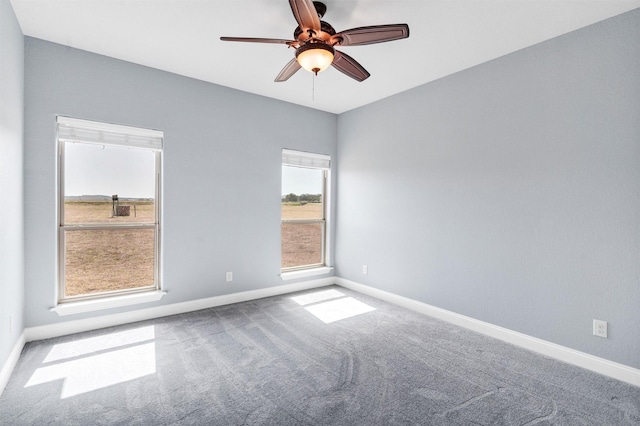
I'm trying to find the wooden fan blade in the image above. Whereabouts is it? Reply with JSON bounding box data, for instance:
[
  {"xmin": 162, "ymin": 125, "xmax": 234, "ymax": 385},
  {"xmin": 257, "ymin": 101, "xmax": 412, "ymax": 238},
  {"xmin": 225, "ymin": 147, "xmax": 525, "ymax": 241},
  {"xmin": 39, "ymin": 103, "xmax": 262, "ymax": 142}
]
[
  {"xmin": 331, "ymin": 24, "xmax": 409, "ymax": 46},
  {"xmin": 275, "ymin": 58, "xmax": 302, "ymax": 82},
  {"xmin": 220, "ymin": 37, "xmax": 297, "ymax": 46},
  {"xmin": 331, "ymin": 50, "xmax": 370, "ymax": 82},
  {"xmin": 289, "ymin": 0, "xmax": 320, "ymax": 32}
]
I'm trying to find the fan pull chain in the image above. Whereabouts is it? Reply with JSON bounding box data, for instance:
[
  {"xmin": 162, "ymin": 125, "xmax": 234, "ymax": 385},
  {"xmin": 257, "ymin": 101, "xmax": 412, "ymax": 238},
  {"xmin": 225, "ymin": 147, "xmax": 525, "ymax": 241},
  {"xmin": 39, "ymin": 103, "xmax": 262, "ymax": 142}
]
[{"xmin": 312, "ymin": 73, "xmax": 316, "ymax": 101}]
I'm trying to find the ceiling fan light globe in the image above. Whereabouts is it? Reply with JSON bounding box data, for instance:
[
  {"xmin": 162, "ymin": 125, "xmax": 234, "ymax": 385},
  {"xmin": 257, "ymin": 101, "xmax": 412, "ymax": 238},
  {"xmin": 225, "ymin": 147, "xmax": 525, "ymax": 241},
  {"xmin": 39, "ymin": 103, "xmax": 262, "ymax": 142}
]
[{"xmin": 296, "ymin": 43, "xmax": 335, "ymax": 74}]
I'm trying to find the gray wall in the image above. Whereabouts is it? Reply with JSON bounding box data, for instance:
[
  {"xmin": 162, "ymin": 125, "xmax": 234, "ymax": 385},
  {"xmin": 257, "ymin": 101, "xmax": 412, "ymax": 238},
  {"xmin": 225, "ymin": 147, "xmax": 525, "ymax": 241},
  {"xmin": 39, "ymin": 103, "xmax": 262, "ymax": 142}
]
[
  {"xmin": 336, "ymin": 9, "xmax": 640, "ymax": 369},
  {"xmin": 23, "ymin": 38, "xmax": 336, "ymax": 327},
  {"xmin": 0, "ymin": 0, "xmax": 25, "ymax": 369}
]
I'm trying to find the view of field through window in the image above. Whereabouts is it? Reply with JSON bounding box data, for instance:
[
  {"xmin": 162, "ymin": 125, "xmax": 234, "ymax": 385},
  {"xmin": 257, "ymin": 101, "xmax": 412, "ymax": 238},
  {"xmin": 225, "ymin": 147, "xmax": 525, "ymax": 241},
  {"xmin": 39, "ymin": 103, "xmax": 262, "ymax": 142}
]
[
  {"xmin": 281, "ymin": 164, "xmax": 326, "ymax": 269},
  {"xmin": 281, "ymin": 201, "xmax": 324, "ymax": 268},
  {"xmin": 63, "ymin": 200, "xmax": 156, "ymax": 297},
  {"xmin": 61, "ymin": 140, "xmax": 159, "ymax": 299}
]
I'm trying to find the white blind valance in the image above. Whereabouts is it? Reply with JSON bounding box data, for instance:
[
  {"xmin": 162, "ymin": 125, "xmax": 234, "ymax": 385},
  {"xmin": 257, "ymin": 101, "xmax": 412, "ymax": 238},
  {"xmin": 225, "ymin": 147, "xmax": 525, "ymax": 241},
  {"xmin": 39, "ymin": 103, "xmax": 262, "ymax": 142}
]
[
  {"xmin": 57, "ymin": 116, "xmax": 163, "ymax": 150},
  {"xmin": 282, "ymin": 149, "xmax": 330, "ymax": 169}
]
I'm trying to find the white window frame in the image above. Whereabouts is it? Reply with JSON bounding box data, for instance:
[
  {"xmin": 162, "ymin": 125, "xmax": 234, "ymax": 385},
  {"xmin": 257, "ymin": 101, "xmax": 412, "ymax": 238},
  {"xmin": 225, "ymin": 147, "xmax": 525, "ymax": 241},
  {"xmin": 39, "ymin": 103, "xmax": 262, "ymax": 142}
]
[
  {"xmin": 281, "ymin": 149, "xmax": 331, "ymax": 273},
  {"xmin": 57, "ymin": 116, "xmax": 163, "ymax": 304}
]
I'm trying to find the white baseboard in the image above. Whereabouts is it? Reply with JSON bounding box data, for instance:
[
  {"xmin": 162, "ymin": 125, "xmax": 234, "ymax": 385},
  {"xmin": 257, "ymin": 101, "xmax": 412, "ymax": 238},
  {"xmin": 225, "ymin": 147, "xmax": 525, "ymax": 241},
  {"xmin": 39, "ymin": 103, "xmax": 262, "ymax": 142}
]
[
  {"xmin": 335, "ymin": 277, "xmax": 640, "ymax": 388},
  {"xmin": 25, "ymin": 278, "xmax": 333, "ymax": 342},
  {"xmin": 0, "ymin": 331, "xmax": 27, "ymax": 397}
]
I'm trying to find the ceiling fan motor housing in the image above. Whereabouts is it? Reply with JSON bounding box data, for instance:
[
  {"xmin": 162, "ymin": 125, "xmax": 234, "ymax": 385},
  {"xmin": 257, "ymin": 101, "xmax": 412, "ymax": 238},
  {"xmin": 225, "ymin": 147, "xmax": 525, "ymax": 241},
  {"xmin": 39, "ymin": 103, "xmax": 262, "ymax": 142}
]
[{"xmin": 294, "ymin": 21, "xmax": 336, "ymax": 44}]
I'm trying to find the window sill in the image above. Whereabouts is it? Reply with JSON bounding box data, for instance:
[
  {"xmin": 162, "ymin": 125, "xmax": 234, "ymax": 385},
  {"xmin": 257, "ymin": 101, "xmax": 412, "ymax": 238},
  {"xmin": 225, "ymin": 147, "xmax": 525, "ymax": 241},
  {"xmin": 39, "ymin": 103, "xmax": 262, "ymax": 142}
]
[
  {"xmin": 280, "ymin": 266, "xmax": 333, "ymax": 281},
  {"xmin": 51, "ymin": 290, "xmax": 166, "ymax": 316}
]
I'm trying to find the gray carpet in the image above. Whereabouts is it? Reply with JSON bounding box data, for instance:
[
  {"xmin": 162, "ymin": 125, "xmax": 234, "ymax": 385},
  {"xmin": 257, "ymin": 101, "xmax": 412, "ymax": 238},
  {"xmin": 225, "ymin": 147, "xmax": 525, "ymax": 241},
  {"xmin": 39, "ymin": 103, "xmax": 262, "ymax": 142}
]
[{"xmin": 1, "ymin": 285, "xmax": 639, "ymax": 425}]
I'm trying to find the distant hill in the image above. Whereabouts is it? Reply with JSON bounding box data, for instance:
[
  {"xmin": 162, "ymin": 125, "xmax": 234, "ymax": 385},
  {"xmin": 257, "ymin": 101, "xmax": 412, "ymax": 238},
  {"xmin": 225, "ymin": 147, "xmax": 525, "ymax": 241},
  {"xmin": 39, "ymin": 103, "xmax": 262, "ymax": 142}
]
[{"xmin": 65, "ymin": 195, "xmax": 153, "ymax": 202}]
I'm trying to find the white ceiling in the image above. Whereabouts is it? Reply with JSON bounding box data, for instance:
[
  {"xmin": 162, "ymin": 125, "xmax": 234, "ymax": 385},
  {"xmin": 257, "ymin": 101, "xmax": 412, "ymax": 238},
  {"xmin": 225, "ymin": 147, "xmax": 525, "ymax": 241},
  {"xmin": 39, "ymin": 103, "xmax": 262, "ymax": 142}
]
[{"xmin": 10, "ymin": 0, "xmax": 640, "ymax": 114}]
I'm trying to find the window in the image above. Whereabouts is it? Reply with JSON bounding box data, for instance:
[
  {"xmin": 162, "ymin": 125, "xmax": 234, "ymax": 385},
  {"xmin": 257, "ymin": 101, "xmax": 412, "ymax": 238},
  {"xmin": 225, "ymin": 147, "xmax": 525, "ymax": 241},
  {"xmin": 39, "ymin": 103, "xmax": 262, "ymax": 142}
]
[
  {"xmin": 281, "ymin": 149, "xmax": 330, "ymax": 271},
  {"xmin": 57, "ymin": 117, "xmax": 162, "ymax": 302}
]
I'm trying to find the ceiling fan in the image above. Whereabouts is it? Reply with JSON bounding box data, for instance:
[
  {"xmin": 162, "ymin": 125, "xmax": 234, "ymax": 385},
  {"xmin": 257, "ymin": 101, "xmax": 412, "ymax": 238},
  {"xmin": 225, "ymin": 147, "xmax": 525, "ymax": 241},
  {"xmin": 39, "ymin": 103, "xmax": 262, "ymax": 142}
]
[{"xmin": 221, "ymin": 0, "xmax": 409, "ymax": 82}]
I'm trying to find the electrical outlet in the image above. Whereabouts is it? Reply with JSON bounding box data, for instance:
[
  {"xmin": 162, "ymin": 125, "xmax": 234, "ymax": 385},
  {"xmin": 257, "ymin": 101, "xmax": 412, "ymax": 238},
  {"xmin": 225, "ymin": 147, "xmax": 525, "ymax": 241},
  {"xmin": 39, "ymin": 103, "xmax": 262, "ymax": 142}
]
[
  {"xmin": 593, "ymin": 319, "xmax": 607, "ymax": 338},
  {"xmin": 362, "ymin": 265, "xmax": 368, "ymax": 275},
  {"xmin": 225, "ymin": 272, "xmax": 233, "ymax": 282}
]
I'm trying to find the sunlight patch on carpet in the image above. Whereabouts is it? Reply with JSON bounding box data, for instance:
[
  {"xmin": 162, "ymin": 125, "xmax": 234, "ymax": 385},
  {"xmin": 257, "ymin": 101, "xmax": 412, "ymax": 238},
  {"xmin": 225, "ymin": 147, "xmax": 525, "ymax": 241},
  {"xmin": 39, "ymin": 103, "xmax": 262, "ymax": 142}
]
[
  {"xmin": 25, "ymin": 326, "xmax": 157, "ymax": 399},
  {"xmin": 43, "ymin": 326, "xmax": 155, "ymax": 363},
  {"xmin": 304, "ymin": 297, "xmax": 376, "ymax": 324}
]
